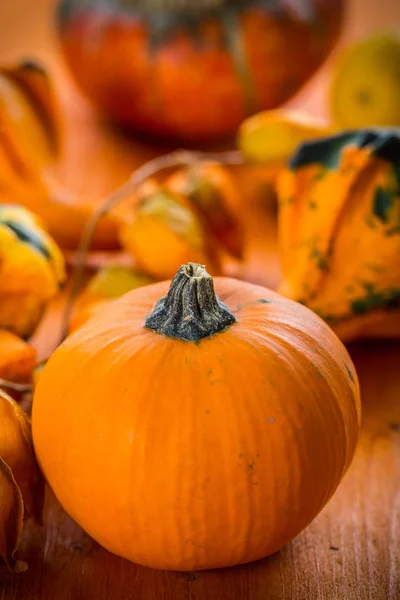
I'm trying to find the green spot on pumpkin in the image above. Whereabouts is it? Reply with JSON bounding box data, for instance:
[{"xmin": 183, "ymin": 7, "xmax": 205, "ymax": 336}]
[
  {"xmin": 386, "ymin": 225, "xmax": 400, "ymax": 236},
  {"xmin": 313, "ymin": 310, "xmax": 337, "ymax": 324},
  {"xmin": 366, "ymin": 264, "xmax": 385, "ymax": 274},
  {"xmin": 236, "ymin": 298, "xmax": 271, "ymax": 311},
  {"xmin": 313, "ymin": 169, "xmax": 328, "ymax": 182},
  {"xmin": 309, "ymin": 200, "xmax": 317, "ymax": 210},
  {"xmin": 280, "ymin": 196, "xmax": 294, "ymax": 206},
  {"xmin": 311, "ymin": 249, "xmax": 329, "ymax": 271},
  {"xmin": 364, "ymin": 215, "xmax": 378, "ymax": 229},
  {"xmin": 373, "ymin": 187, "xmax": 394, "ymax": 223},
  {"xmin": 346, "ymin": 365, "xmax": 355, "ymax": 384},
  {"xmin": 350, "ymin": 286, "xmax": 400, "ymax": 314}
]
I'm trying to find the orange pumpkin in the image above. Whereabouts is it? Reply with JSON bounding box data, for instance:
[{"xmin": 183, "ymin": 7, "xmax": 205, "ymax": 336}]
[
  {"xmin": 33, "ymin": 263, "xmax": 360, "ymax": 571},
  {"xmin": 56, "ymin": 0, "xmax": 343, "ymax": 142}
]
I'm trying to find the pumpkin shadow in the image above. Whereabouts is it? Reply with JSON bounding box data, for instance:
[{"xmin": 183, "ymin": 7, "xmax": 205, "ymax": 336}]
[{"xmin": 347, "ymin": 338, "xmax": 400, "ymax": 433}]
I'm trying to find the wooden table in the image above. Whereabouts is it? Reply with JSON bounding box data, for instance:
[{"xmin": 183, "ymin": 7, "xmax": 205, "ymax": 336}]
[{"xmin": 1, "ymin": 1, "xmax": 400, "ymax": 598}]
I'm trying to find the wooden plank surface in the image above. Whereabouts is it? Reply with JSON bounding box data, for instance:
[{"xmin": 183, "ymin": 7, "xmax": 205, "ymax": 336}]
[{"xmin": 1, "ymin": 1, "xmax": 400, "ymax": 599}]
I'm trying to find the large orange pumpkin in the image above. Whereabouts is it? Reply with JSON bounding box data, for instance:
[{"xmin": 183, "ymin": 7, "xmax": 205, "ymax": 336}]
[
  {"xmin": 33, "ymin": 263, "xmax": 360, "ymax": 571},
  {"xmin": 56, "ymin": 0, "xmax": 343, "ymax": 142}
]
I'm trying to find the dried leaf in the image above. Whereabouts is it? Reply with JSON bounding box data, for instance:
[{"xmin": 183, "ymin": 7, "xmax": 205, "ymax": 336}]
[{"xmin": 0, "ymin": 390, "xmax": 44, "ymax": 522}]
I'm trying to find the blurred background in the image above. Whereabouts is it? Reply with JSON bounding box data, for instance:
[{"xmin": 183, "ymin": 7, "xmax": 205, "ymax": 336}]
[
  {"xmin": 0, "ymin": 0, "xmax": 399, "ymax": 300},
  {"xmin": 0, "ymin": 0, "xmax": 399, "ymax": 123}
]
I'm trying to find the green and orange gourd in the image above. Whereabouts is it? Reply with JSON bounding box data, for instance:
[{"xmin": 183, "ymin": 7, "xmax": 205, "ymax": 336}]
[{"xmin": 277, "ymin": 128, "xmax": 400, "ymax": 342}]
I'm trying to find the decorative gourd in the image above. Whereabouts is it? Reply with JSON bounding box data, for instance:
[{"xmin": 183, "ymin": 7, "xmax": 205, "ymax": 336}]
[
  {"xmin": 165, "ymin": 162, "xmax": 244, "ymax": 259},
  {"xmin": 0, "ymin": 331, "xmax": 37, "ymax": 383},
  {"xmin": 0, "ymin": 61, "xmax": 119, "ymax": 250},
  {"xmin": 119, "ymin": 180, "xmax": 220, "ymax": 280},
  {"xmin": 277, "ymin": 128, "xmax": 400, "ymax": 342},
  {"xmin": 33, "ymin": 262, "xmax": 360, "ymax": 571},
  {"xmin": 0, "ymin": 390, "xmax": 44, "ymax": 570},
  {"xmin": 69, "ymin": 265, "xmax": 154, "ymax": 332},
  {"xmin": 56, "ymin": 0, "xmax": 343, "ymax": 141},
  {"xmin": 0, "ymin": 204, "xmax": 66, "ymax": 338}
]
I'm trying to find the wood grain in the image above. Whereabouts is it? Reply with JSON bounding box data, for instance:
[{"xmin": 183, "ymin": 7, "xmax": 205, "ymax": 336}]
[
  {"xmin": 0, "ymin": 1, "xmax": 400, "ymax": 599},
  {"xmin": 1, "ymin": 341, "xmax": 400, "ymax": 600}
]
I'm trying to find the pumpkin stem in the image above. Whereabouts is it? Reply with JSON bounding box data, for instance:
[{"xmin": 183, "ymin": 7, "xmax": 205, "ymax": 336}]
[{"xmin": 145, "ymin": 262, "xmax": 236, "ymax": 341}]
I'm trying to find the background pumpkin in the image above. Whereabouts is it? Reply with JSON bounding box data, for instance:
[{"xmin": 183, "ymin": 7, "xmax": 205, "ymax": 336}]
[
  {"xmin": 56, "ymin": 0, "xmax": 343, "ymax": 142},
  {"xmin": 33, "ymin": 263, "xmax": 360, "ymax": 571}
]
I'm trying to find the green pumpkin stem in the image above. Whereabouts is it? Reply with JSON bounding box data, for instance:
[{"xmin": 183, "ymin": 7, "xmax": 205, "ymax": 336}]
[{"xmin": 145, "ymin": 263, "xmax": 236, "ymax": 341}]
